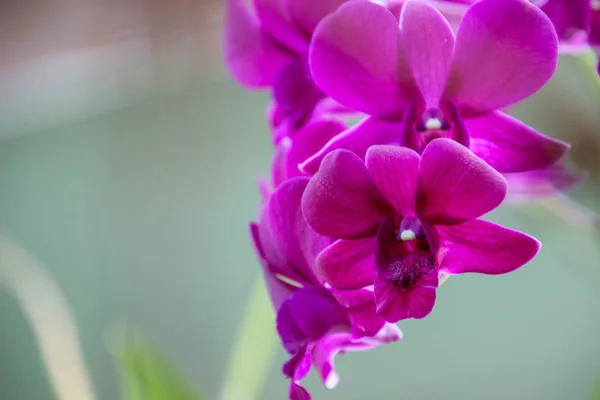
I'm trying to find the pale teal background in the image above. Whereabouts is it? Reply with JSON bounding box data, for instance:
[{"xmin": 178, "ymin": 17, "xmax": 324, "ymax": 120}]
[{"xmin": 0, "ymin": 56, "xmax": 600, "ymax": 400}]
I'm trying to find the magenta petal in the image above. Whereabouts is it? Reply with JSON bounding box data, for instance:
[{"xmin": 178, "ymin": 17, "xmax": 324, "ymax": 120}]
[
  {"xmin": 302, "ymin": 150, "xmax": 393, "ymax": 239},
  {"xmin": 417, "ymin": 138, "xmax": 507, "ymax": 225},
  {"xmin": 288, "ymin": 288, "xmax": 351, "ymax": 340},
  {"xmin": 312, "ymin": 324, "xmax": 402, "ymax": 390},
  {"xmin": 290, "ymin": 382, "xmax": 311, "ymax": 400},
  {"xmin": 445, "ymin": 0, "xmax": 559, "ymax": 115},
  {"xmin": 261, "ymin": 177, "xmax": 328, "ymax": 285},
  {"xmin": 346, "ymin": 298, "xmax": 386, "ymax": 338},
  {"xmin": 438, "ymin": 219, "xmax": 541, "ymax": 275},
  {"xmin": 288, "ymin": 0, "xmax": 349, "ymax": 36},
  {"xmin": 225, "ymin": 0, "xmax": 292, "ymax": 87},
  {"xmin": 504, "ymin": 162, "xmax": 583, "ymax": 203},
  {"xmin": 252, "ymin": 0, "xmax": 307, "ymax": 53},
  {"xmin": 272, "ymin": 118, "xmax": 347, "ymax": 186},
  {"xmin": 250, "ymin": 223, "xmax": 294, "ymax": 309},
  {"xmin": 311, "ymin": 332, "xmax": 351, "ymax": 390},
  {"xmin": 283, "ymin": 344, "xmax": 312, "ymax": 381},
  {"xmin": 301, "ymin": 116, "xmax": 405, "ymax": 175},
  {"xmin": 277, "ymin": 300, "xmax": 309, "ymax": 354},
  {"xmin": 468, "ymin": 111, "xmax": 569, "ymax": 173},
  {"xmin": 329, "ymin": 289, "xmax": 387, "ymax": 338},
  {"xmin": 399, "ymin": 0, "xmax": 454, "ymax": 107},
  {"xmin": 366, "ymin": 145, "xmax": 421, "ymax": 216},
  {"xmin": 309, "ymin": 1, "xmax": 413, "ymax": 117},
  {"xmin": 317, "ymin": 238, "xmax": 377, "ymax": 290},
  {"xmin": 374, "ymin": 270, "xmax": 438, "ymax": 322}
]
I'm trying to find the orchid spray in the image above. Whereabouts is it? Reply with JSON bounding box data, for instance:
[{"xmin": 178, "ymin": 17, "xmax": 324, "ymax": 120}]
[{"xmin": 224, "ymin": 0, "xmax": 580, "ymax": 398}]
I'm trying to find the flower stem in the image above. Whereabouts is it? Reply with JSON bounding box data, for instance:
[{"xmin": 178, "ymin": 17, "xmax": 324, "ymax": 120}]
[
  {"xmin": 219, "ymin": 278, "xmax": 278, "ymax": 400},
  {"xmin": 0, "ymin": 233, "xmax": 96, "ymax": 400}
]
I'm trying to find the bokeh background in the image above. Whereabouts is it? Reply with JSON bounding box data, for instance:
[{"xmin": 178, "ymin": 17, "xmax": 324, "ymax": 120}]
[{"xmin": 1, "ymin": 1, "xmax": 600, "ymax": 399}]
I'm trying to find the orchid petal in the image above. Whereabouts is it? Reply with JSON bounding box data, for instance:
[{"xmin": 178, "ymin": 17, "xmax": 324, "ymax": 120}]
[
  {"xmin": 374, "ymin": 270, "xmax": 438, "ymax": 322},
  {"xmin": 290, "ymin": 383, "xmax": 311, "ymax": 400},
  {"xmin": 366, "ymin": 145, "xmax": 421, "ymax": 216},
  {"xmin": 468, "ymin": 111, "xmax": 569, "ymax": 173},
  {"xmin": 417, "ymin": 138, "xmax": 506, "ymax": 225},
  {"xmin": 399, "ymin": 0, "xmax": 455, "ymax": 107},
  {"xmin": 438, "ymin": 219, "xmax": 540, "ymax": 275},
  {"xmin": 252, "ymin": 0, "xmax": 307, "ymax": 52},
  {"xmin": 261, "ymin": 178, "xmax": 327, "ymax": 285},
  {"xmin": 329, "ymin": 288, "xmax": 384, "ymax": 337},
  {"xmin": 225, "ymin": 0, "xmax": 292, "ymax": 87},
  {"xmin": 504, "ymin": 162, "xmax": 583, "ymax": 203},
  {"xmin": 277, "ymin": 300, "xmax": 308, "ymax": 354},
  {"xmin": 272, "ymin": 118, "xmax": 347, "ymax": 186},
  {"xmin": 288, "ymin": 288, "xmax": 351, "ymax": 340},
  {"xmin": 288, "ymin": 0, "xmax": 349, "ymax": 36},
  {"xmin": 540, "ymin": 0, "xmax": 589, "ymax": 41},
  {"xmin": 301, "ymin": 116, "xmax": 406, "ymax": 175},
  {"xmin": 250, "ymin": 223, "xmax": 294, "ymax": 309},
  {"xmin": 317, "ymin": 238, "xmax": 378, "ymax": 290},
  {"xmin": 302, "ymin": 150, "xmax": 393, "ymax": 239},
  {"xmin": 445, "ymin": 0, "xmax": 559, "ymax": 115},
  {"xmin": 283, "ymin": 344, "xmax": 312, "ymax": 381},
  {"xmin": 309, "ymin": 1, "xmax": 415, "ymax": 117}
]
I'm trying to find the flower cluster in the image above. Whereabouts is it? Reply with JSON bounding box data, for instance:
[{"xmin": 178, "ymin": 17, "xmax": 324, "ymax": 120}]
[{"xmin": 225, "ymin": 0, "xmax": 576, "ymax": 398}]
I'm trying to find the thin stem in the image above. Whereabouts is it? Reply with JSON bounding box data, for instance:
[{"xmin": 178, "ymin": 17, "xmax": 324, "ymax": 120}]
[
  {"xmin": 219, "ymin": 278, "xmax": 278, "ymax": 400},
  {"xmin": 0, "ymin": 233, "xmax": 96, "ymax": 400}
]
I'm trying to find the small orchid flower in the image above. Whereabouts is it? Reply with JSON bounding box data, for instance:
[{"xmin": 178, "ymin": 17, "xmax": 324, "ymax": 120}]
[
  {"xmin": 303, "ymin": 0, "xmax": 568, "ymax": 182},
  {"xmin": 251, "ymin": 177, "xmax": 401, "ymax": 398},
  {"xmin": 225, "ymin": 0, "xmax": 364, "ymax": 134},
  {"xmin": 301, "ymin": 139, "xmax": 540, "ymax": 323}
]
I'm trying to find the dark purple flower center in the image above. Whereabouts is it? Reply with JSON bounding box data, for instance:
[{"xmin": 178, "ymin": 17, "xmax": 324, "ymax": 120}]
[
  {"xmin": 415, "ymin": 107, "xmax": 452, "ymax": 145},
  {"xmin": 376, "ymin": 217, "xmax": 437, "ymax": 289},
  {"xmin": 273, "ymin": 55, "xmax": 325, "ymax": 131},
  {"xmin": 402, "ymin": 102, "xmax": 469, "ymax": 153}
]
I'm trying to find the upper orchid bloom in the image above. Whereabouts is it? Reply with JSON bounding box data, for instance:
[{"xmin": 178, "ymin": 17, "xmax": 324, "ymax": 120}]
[
  {"xmin": 225, "ymin": 0, "xmax": 363, "ymax": 133},
  {"xmin": 303, "ymin": 0, "xmax": 567, "ymax": 180},
  {"xmin": 251, "ymin": 177, "xmax": 401, "ymax": 398},
  {"xmin": 301, "ymin": 139, "xmax": 541, "ymax": 323}
]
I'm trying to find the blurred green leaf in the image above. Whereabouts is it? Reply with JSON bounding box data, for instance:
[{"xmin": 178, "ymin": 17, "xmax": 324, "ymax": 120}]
[{"xmin": 114, "ymin": 329, "xmax": 207, "ymax": 400}]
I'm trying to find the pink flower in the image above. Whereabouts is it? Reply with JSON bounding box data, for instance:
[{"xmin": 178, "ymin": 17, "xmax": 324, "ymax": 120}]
[
  {"xmin": 302, "ymin": 0, "xmax": 568, "ymax": 185},
  {"xmin": 301, "ymin": 139, "xmax": 541, "ymax": 322},
  {"xmin": 251, "ymin": 177, "xmax": 401, "ymax": 397},
  {"xmin": 224, "ymin": 0, "xmax": 362, "ymax": 132}
]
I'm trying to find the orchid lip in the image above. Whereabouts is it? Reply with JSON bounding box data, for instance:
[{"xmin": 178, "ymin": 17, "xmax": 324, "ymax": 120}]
[{"xmin": 377, "ymin": 217, "xmax": 436, "ymax": 289}]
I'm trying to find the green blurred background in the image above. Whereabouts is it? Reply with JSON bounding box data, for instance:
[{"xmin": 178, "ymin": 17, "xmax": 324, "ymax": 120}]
[{"xmin": 0, "ymin": 12, "xmax": 600, "ymax": 398}]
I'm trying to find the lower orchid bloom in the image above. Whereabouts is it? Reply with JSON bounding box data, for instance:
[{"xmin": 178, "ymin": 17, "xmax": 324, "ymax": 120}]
[
  {"xmin": 251, "ymin": 177, "xmax": 401, "ymax": 398},
  {"xmin": 301, "ymin": 0, "xmax": 569, "ymax": 197},
  {"xmin": 301, "ymin": 139, "xmax": 541, "ymax": 323}
]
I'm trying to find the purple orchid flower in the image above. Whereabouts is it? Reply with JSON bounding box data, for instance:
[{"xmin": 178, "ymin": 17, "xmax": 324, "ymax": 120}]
[
  {"xmin": 301, "ymin": 139, "xmax": 541, "ymax": 323},
  {"xmin": 302, "ymin": 0, "xmax": 568, "ymax": 187},
  {"xmin": 251, "ymin": 177, "xmax": 401, "ymax": 398},
  {"xmin": 224, "ymin": 0, "xmax": 366, "ymax": 135}
]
